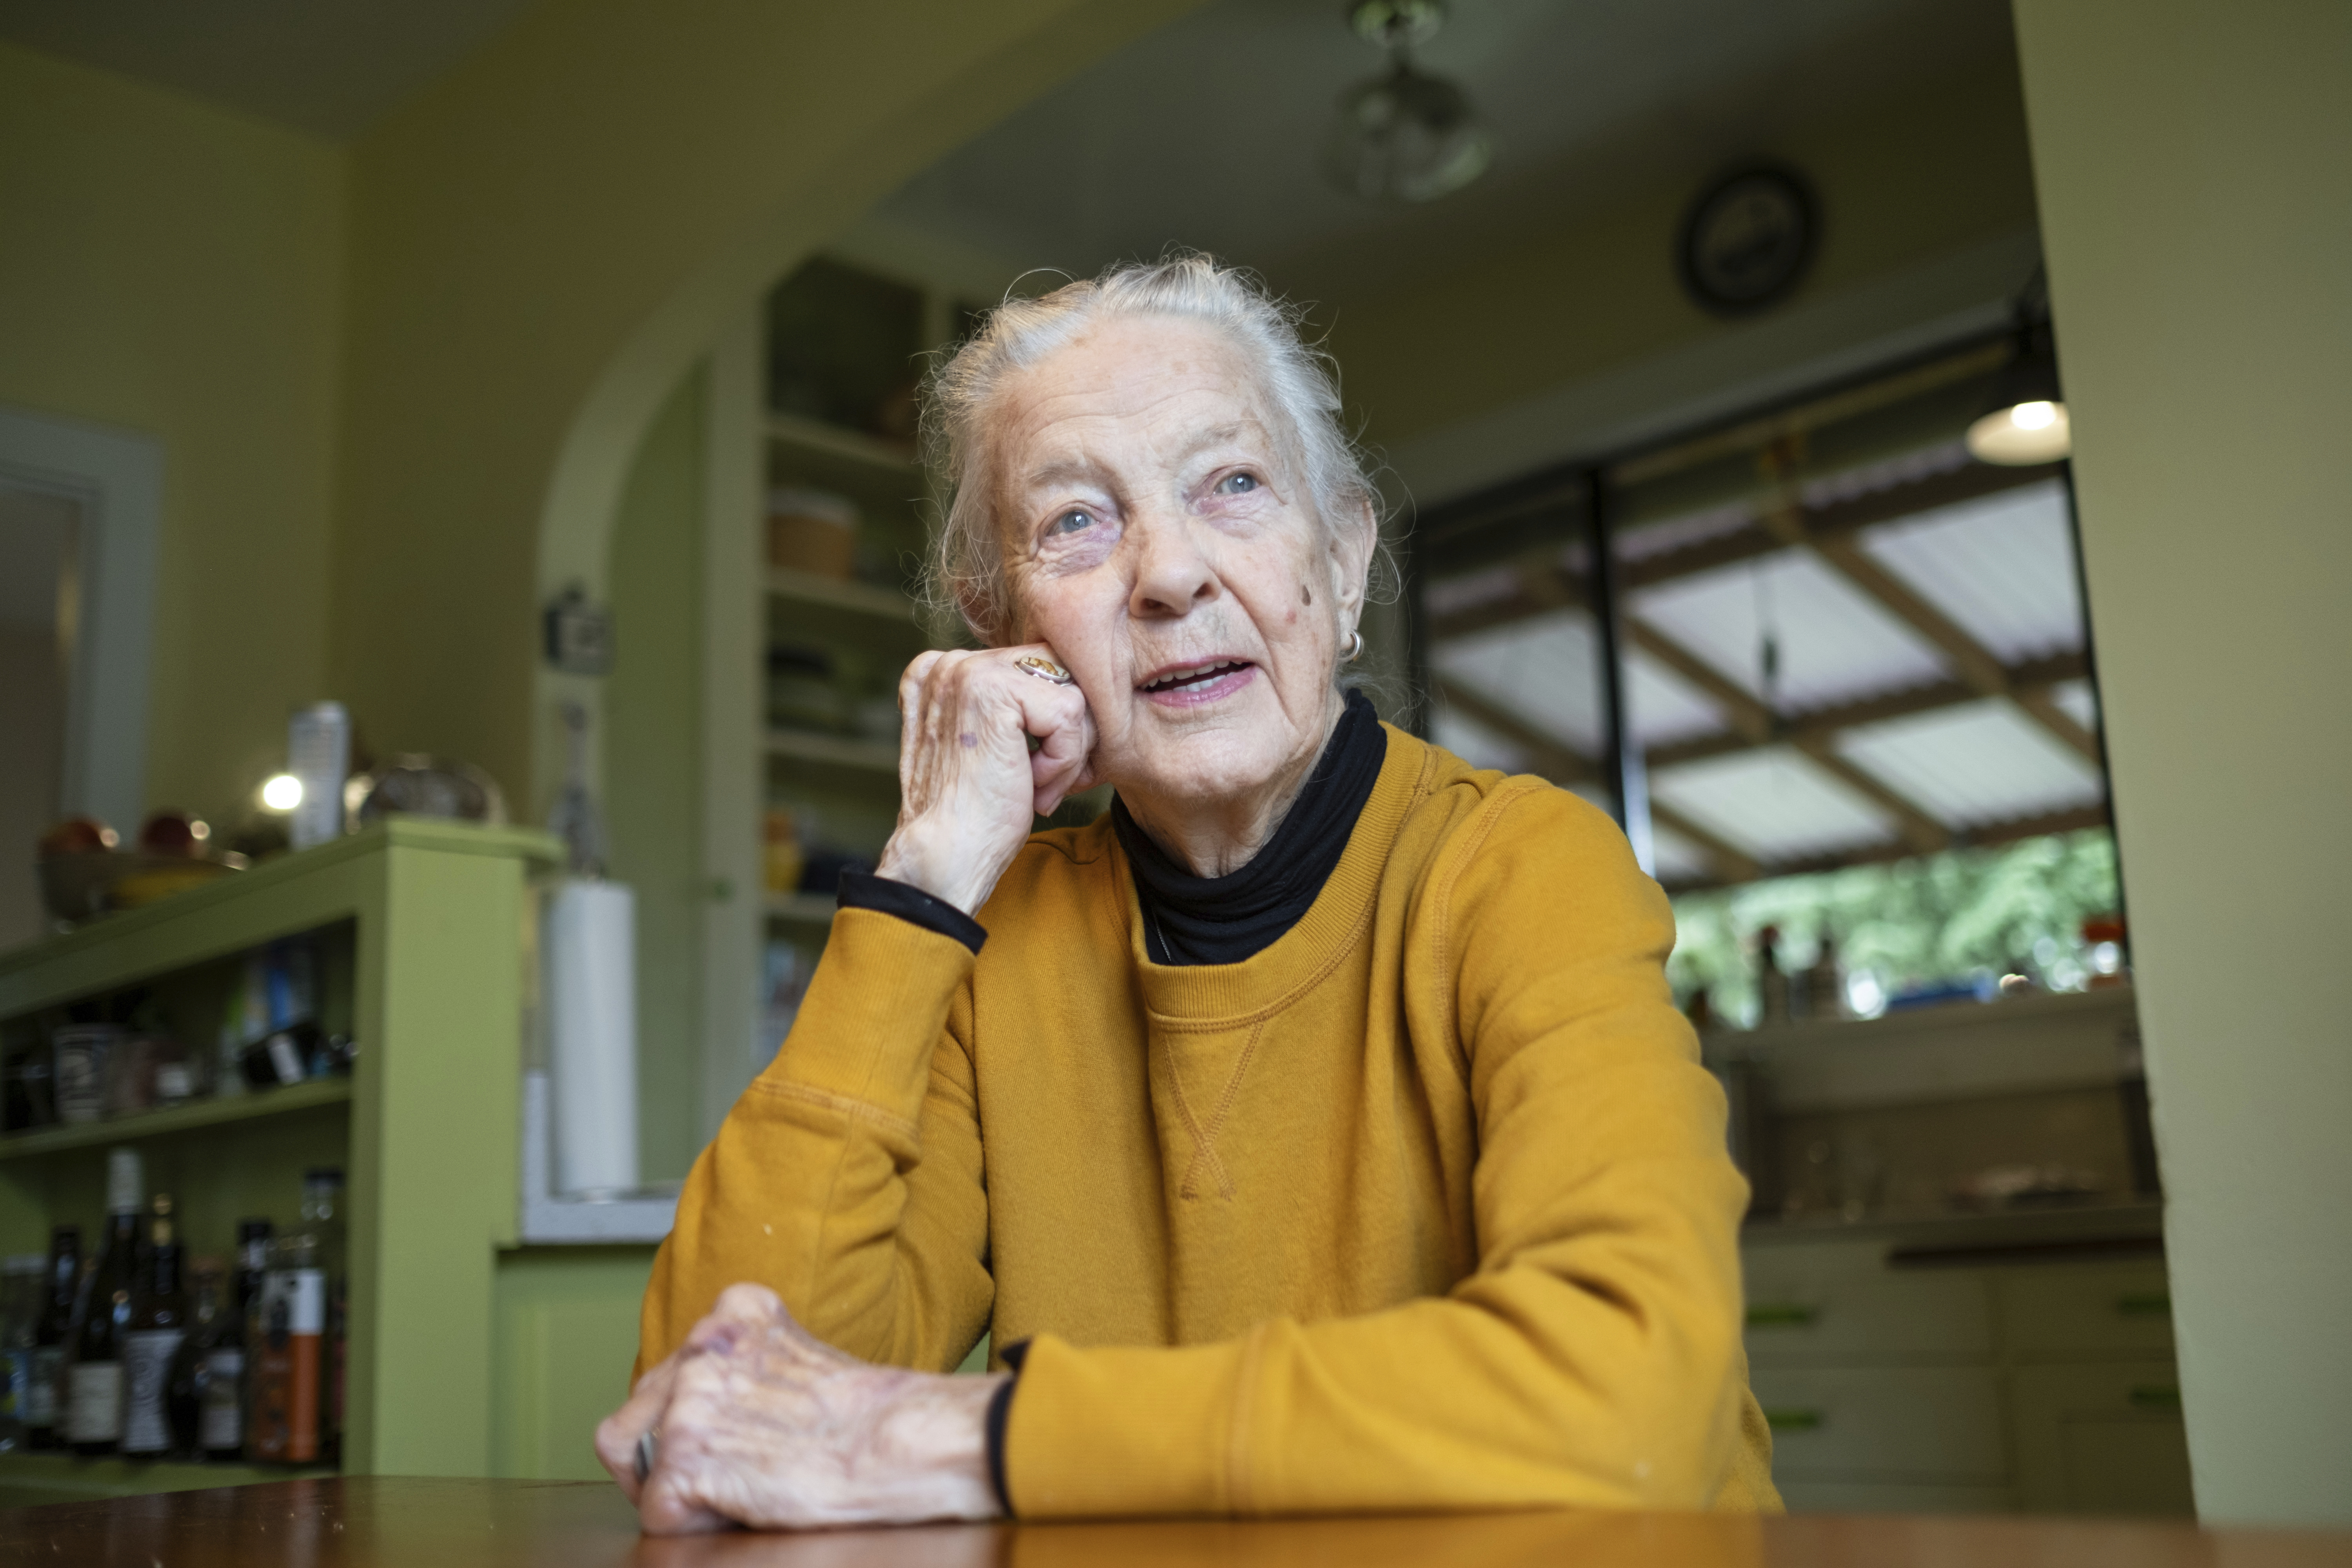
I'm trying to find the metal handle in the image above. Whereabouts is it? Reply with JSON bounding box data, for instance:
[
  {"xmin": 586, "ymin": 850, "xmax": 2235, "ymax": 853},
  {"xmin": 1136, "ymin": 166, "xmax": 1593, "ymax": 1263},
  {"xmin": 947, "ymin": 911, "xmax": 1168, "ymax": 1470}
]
[{"xmin": 1746, "ymin": 1303, "xmax": 1820, "ymax": 1328}]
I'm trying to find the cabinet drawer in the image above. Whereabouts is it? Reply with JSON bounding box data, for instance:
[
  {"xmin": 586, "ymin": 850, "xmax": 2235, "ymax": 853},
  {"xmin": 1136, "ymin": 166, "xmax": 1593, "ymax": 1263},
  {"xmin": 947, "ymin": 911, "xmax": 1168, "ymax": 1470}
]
[
  {"xmin": 1751, "ymin": 1366, "xmax": 2007, "ymax": 1481},
  {"xmin": 1999, "ymin": 1260, "xmax": 2176, "ymax": 1358},
  {"xmin": 1744, "ymin": 1242, "xmax": 1992, "ymax": 1363},
  {"xmin": 2008, "ymin": 1360, "xmax": 2193, "ymax": 1515}
]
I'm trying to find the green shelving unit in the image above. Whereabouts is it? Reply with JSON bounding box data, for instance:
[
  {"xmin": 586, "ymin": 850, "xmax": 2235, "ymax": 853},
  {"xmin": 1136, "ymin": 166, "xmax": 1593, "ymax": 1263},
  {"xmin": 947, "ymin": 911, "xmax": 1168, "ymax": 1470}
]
[
  {"xmin": 0, "ymin": 1079, "xmax": 353, "ymax": 1161},
  {"xmin": 0, "ymin": 819, "xmax": 563, "ymax": 1505}
]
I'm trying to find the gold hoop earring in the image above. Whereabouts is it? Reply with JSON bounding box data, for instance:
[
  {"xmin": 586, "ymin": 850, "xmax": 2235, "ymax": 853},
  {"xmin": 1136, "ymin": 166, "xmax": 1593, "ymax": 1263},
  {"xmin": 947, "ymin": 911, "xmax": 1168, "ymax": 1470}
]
[{"xmin": 1345, "ymin": 628, "xmax": 1365, "ymax": 662}]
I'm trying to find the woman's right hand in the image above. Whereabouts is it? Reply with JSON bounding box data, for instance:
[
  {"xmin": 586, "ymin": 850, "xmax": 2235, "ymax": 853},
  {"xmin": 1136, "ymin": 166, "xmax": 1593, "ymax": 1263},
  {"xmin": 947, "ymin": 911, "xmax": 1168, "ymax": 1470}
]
[{"xmin": 875, "ymin": 646, "xmax": 1096, "ymax": 916}]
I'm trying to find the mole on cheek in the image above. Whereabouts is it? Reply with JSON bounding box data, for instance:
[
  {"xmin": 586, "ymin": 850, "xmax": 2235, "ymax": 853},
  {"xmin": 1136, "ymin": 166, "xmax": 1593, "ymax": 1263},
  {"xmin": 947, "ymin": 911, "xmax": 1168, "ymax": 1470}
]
[{"xmin": 960, "ymin": 732, "xmax": 978, "ymax": 748}]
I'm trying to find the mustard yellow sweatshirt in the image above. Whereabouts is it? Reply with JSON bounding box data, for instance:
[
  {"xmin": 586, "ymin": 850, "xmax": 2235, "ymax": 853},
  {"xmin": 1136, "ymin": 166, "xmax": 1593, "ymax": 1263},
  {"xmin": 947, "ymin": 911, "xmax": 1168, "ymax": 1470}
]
[{"xmin": 639, "ymin": 724, "xmax": 1779, "ymax": 1515}]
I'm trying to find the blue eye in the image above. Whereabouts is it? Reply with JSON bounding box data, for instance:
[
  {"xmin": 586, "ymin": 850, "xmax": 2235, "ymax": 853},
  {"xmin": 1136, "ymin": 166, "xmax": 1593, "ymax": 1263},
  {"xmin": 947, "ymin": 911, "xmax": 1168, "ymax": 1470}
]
[
  {"xmin": 1047, "ymin": 509, "xmax": 1093, "ymax": 536},
  {"xmin": 1218, "ymin": 472, "xmax": 1259, "ymax": 495}
]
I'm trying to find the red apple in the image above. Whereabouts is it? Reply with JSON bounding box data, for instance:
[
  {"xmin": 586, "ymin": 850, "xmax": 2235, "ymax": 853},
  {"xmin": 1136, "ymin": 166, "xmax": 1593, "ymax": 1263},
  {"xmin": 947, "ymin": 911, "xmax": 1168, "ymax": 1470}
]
[
  {"xmin": 138, "ymin": 811, "xmax": 208, "ymax": 858},
  {"xmin": 38, "ymin": 817, "xmax": 117, "ymax": 857}
]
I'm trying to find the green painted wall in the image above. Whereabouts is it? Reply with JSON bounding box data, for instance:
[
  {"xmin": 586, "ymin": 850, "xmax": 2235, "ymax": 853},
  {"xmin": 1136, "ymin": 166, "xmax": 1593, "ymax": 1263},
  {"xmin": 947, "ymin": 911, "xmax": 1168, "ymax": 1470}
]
[
  {"xmin": 603, "ymin": 368, "xmax": 708, "ymax": 1185},
  {"xmin": 327, "ymin": 0, "xmax": 1202, "ymax": 817},
  {"xmin": 0, "ymin": 41, "xmax": 346, "ymax": 828},
  {"xmin": 2013, "ymin": 0, "xmax": 2352, "ymax": 1528}
]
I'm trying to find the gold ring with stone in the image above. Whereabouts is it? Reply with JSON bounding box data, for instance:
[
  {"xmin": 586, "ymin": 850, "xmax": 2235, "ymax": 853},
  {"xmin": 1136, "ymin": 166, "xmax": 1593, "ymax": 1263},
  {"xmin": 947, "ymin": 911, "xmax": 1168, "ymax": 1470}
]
[{"xmin": 1013, "ymin": 654, "xmax": 1075, "ymax": 686}]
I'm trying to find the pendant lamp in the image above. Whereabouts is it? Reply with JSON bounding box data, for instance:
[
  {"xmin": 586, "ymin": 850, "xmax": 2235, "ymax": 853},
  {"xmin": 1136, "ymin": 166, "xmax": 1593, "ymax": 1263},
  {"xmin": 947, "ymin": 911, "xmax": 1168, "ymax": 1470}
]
[
  {"xmin": 1324, "ymin": 0, "xmax": 1493, "ymax": 203},
  {"xmin": 1968, "ymin": 313, "xmax": 2071, "ymax": 466}
]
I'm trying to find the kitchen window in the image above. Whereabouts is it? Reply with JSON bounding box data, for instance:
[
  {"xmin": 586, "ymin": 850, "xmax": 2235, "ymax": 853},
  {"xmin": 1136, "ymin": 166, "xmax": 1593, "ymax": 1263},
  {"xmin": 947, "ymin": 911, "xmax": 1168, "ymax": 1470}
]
[{"xmin": 1414, "ymin": 338, "xmax": 2123, "ymax": 1025}]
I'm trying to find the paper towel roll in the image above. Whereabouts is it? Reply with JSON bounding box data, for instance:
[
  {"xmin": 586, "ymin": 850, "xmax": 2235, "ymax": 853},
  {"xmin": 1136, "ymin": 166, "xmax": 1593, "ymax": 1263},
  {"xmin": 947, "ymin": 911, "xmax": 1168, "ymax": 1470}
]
[{"xmin": 543, "ymin": 879, "xmax": 640, "ymax": 1197}]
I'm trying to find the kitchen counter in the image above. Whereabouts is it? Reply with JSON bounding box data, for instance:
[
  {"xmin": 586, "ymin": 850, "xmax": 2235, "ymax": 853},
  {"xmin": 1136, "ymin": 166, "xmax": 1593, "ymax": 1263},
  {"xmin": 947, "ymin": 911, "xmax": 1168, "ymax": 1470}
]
[{"xmin": 1746, "ymin": 1198, "xmax": 2163, "ymax": 1260}]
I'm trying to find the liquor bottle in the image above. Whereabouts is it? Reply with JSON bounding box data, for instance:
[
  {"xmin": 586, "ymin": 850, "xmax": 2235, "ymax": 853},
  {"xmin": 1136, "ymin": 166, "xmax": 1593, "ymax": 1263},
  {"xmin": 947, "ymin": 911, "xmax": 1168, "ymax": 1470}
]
[
  {"xmin": 65, "ymin": 1148, "xmax": 144, "ymax": 1455},
  {"xmin": 249, "ymin": 1170, "xmax": 345, "ymax": 1467},
  {"xmin": 25, "ymin": 1225, "xmax": 78, "ymax": 1450},
  {"xmin": 232, "ymin": 1219, "xmax": 273, "ymax": 1326},
  {"xmin": 120, "ymin": 1194, "xmax": 189, "ymax": 1457},
  {"xmin": 164, "ymin": 1261, "xmax": 237, "ymax": 1461},
  {"xmin": 248, "ymin": 1229, "xmax": 323, "ymax": 1464},
  {"xmin": 0, "ymin": 1255, "xmax": 40, "ymax": 1451},
  {"xmin": 302, "ymin": 1170, "xmax": 346, "ymax": 1464}
]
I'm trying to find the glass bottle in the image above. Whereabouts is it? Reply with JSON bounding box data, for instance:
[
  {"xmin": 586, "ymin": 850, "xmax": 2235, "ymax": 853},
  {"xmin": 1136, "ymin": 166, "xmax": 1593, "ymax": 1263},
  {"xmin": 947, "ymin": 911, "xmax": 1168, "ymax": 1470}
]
[
  {"xmin": 66, "ymin": 1147, "xmax": 144, "ymax": 1455},
  {"xmin": 0, "ymin": 1255, "xmax": 40, "ymax": 1452},
  {"xmin": 164, "ymin": 1261, "xmax": 235, "ymax": 1461},
  {"xmin": 26, "ymin": 1224, "xmax": 78, "ymax": 1450},
  {"xmin": 303, "ymin": 1169, "xmax": 346, "ymax": 1465},
  {"xmin": 248, "ymin": 1171, "xmax": 341, "ymax": 1467},
  {"xmin": 231, "ymin": 1219, "xmax": 273, "ymax": 1328},
  {"xmin": 248, "ymin": 1230, "xmax": 323, "ymax": 1466},
  {"xmin": 120, "ymin": 1194, "xmax": 188, "ymax": 1457},
  {"xmin": 220, "ymin": 1220, "xmax": 271, "ymax": 1459}
]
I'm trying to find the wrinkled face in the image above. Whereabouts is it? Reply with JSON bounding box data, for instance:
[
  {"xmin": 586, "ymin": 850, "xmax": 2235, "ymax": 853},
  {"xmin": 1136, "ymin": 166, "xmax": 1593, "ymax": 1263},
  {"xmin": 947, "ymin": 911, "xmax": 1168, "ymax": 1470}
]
[{"xmin": 991, "ymin": 316, "xmax": 1371, "ymax": 816}]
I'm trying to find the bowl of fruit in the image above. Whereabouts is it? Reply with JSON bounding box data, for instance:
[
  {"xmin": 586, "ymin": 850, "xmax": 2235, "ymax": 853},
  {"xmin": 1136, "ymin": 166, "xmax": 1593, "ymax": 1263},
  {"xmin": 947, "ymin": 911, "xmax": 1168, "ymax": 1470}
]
[
  {"xmin": 36, "ymin": 813, "xmax": 244, "ymax": 927},
  {"xmin": 34, "ymin": 817, "xmax": 122, "ymax": 925}
]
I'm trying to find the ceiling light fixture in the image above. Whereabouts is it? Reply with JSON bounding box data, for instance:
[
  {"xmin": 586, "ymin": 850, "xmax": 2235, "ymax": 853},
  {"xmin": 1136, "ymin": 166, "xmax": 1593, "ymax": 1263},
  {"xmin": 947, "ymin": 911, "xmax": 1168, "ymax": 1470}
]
[
  {"xmin": 1968, "ymin": 273, "xmax": 2072, "ymax": 466},
  {"xmin": 1324, "ymin": 0, "xmax": 1493, "ymax": 204}
]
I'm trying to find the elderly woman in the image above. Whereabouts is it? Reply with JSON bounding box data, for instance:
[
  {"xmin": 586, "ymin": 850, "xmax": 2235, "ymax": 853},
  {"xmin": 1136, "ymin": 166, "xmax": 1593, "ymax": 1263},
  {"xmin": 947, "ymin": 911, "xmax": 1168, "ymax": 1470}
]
[{"xmin": 598, "ymin": 256, "xmax": 1777, "ymax": 1530}]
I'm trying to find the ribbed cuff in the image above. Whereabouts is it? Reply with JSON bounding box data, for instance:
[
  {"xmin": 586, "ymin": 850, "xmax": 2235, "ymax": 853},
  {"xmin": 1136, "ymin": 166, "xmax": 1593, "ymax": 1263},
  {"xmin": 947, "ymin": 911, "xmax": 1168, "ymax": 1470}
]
[
  {"xmin": 984, "ymin": 1339, "xmax": 1030, "ymax": 1517},
  {"xmin": 837, "ymin": 871, "xmax": 987, "ymax": 954}
]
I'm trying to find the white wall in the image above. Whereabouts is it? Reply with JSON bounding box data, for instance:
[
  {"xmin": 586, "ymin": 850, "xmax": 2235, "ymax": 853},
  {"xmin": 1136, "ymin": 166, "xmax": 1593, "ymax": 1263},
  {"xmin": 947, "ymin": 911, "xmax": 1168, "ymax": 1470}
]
[{"xmin": 2013, "ymin": 0, "xmax": 2352, "ymax": 1527}]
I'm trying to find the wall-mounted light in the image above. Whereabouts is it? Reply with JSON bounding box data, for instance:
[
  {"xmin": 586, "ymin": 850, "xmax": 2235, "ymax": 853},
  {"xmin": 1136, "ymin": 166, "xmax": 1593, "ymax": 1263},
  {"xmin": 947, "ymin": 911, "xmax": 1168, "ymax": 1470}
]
[{"xmin": 1968, "ymin": 304, "xmax": 2071, "ymax": 466}]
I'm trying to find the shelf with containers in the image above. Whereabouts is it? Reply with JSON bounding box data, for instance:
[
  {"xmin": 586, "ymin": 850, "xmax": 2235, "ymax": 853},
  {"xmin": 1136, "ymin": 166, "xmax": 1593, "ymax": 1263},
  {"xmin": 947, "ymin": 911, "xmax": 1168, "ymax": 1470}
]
[
  {"xmin": 0, "ymin": 819, "xmax": 561, "ymax": 1505},
  {"xmin": 752, "ymin": 256, "xmax": 1110, "ymax": 1065},
  {"xmin": 755, "ymin": 257, "xmax": 964, "ymax": 1063}
]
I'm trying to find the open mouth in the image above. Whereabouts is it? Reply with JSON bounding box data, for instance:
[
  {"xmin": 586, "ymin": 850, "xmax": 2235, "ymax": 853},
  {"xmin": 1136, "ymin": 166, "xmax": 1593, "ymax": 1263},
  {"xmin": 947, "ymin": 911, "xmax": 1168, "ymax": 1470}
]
[{"xmin": 1138, "ymin": 658, "xmax": 1255, "ymax": 697}]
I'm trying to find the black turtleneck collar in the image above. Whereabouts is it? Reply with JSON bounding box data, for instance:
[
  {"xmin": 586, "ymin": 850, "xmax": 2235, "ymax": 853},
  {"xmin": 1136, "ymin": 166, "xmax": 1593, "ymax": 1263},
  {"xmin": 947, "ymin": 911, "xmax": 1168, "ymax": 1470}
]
[{"xmin": 1111, "ymin": 688, "xmax": 1386, "ymax": 967}]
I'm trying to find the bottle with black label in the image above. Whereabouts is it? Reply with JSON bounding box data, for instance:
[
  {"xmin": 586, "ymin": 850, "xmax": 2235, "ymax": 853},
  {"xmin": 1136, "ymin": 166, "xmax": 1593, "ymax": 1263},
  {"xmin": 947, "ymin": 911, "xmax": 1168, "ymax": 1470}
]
[
  {"xmin": 164, "ymin": 1260, "xmax": 236, "ymax": 1461},
  {"xmin": 66, "ymin": 1148, "xmax": 144, "ymax": 1455},
  {"xmin": 26, "ymin": 1225, "xmax": 78, "ymax": 1449},
  {"xmin": 120, "ymin": 1194, "xmax": 187, "ymax": 1457}
]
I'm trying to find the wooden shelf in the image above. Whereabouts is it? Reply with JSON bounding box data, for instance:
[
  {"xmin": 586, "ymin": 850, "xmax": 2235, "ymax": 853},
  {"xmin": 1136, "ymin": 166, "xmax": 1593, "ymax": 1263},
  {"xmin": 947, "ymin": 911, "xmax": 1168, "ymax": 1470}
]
[
  {"xmin": 767, "ymin": 412, "xmax": 917, "ymax": 472},
  {"xmin": 766, "ymin": 567, "xmax": 916, "ymax": 622},
  {"xmin": 0, "ymin": 1078, "xmax": 353, "ymax": 1161},
  {"xmin": 764, "ymin": 892, "xmax": 838, "ymax": 926},
  {"xmin": 765, "ymin": 728, "xmax": 900, "ymax": 774}
]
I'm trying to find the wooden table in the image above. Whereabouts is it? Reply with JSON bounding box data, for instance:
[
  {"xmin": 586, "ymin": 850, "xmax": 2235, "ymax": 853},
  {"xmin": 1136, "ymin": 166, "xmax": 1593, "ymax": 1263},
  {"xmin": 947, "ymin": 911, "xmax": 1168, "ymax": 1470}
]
[{"xmin": 0, "ymin": 1477, "xmax": 2345, "ymax": 1567}]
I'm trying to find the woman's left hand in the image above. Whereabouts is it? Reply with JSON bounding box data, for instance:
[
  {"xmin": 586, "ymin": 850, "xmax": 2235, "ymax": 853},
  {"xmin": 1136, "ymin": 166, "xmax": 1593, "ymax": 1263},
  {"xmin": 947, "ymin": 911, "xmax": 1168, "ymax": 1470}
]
[{"xmin": 595, "ymin": 1284, "xmax": 1005, "ymax": 1534}]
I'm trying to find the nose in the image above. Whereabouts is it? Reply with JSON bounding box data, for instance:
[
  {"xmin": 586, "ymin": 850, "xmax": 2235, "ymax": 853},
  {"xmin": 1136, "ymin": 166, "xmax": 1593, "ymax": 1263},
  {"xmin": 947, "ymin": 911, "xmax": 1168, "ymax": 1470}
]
[{"xmin": 1127, "ymin": 510, "xmax": 1220, "ymax": 622}]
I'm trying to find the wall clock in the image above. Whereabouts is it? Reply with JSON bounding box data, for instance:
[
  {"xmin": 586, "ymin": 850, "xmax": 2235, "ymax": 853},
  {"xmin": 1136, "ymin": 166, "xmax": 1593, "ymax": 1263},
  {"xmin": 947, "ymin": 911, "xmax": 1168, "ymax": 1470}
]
[{"xmin": 1677, "ymin": 166, "xmax": 1818, "ymax": 316}]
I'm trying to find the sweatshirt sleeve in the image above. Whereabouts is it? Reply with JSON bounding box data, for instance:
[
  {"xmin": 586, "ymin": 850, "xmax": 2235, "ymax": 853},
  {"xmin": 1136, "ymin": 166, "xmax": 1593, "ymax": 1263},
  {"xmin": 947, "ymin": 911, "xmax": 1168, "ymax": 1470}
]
[
  {"xmin": 1002, "ymin": 783, "xmax": 1762, "ymax": 1515},
  {"xmin": 634, "ymin": 906, "xmax": 993, "ymax": 1379}
]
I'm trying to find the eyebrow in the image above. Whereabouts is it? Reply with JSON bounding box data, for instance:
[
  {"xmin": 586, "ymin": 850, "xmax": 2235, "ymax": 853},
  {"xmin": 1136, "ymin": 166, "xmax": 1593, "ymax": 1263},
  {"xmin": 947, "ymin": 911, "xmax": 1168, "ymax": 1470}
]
[
  {"xmin": 1018, "ymin": 457, "xmax": 1105, "ymax": 492},
  {"xmin": 1014, "ymin": 422, "xmax": 1267, "ymax": 492}
]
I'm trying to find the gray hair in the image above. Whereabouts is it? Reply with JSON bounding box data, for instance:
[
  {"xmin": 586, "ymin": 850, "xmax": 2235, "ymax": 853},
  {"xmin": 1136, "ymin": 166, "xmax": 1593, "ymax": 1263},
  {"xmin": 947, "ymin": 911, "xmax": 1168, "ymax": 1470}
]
[{"xmin": 918, "ymin": 253, "xmax": 1385, "ymax": 645}]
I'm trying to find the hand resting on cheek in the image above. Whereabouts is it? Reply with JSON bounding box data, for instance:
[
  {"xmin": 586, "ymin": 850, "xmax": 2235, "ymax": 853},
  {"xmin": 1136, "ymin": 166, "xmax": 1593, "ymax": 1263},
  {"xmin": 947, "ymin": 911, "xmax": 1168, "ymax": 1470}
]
[
  {"xmin": 877, "ymin": 645, "xmax": 1096, "ymax": 916},
  {"xmin": 594, "ymin": 1284, "xmax": 1006, "ymax": 1534}
]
